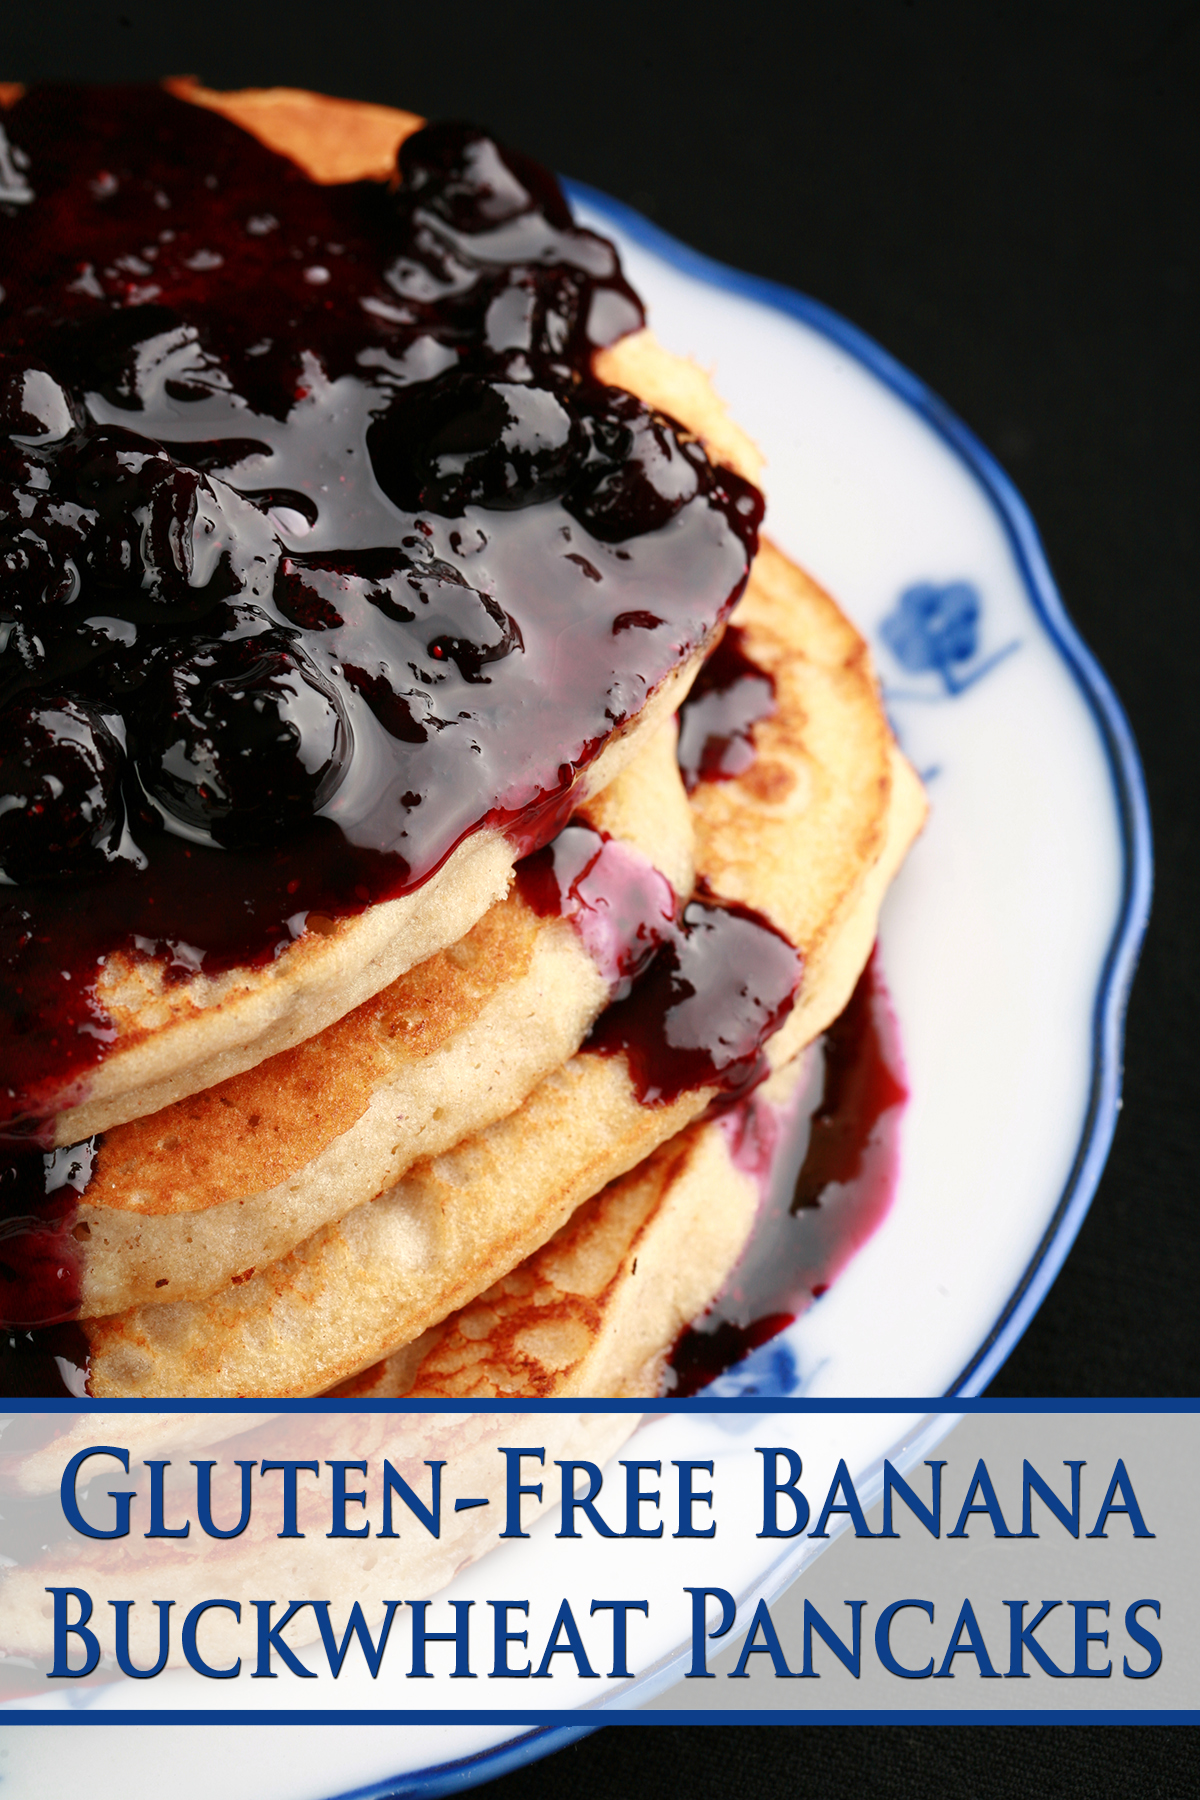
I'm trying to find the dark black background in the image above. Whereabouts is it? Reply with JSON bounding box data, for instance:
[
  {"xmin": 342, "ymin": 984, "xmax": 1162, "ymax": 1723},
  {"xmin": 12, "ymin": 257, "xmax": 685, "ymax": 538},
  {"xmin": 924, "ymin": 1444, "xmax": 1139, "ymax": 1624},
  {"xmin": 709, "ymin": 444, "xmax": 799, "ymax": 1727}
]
[{"xmin": 3, "ymin": 1, "xmax": 1196, "ymax": 1791}]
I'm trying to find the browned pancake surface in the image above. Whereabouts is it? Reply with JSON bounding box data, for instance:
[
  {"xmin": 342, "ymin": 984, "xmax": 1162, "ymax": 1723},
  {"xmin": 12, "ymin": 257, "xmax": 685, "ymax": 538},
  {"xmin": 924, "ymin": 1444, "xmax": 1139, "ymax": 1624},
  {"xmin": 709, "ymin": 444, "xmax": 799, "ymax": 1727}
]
[{"xmin": 91, "ymin": 897, "xmax": 542, "ymax": 1217}]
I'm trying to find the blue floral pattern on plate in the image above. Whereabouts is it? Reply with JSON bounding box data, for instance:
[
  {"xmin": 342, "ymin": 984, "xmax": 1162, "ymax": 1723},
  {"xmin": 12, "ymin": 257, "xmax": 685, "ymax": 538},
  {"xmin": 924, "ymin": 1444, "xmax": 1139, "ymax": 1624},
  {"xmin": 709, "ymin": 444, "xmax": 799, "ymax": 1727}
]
[{"xmin": 879, "ymin": 579, "xmax": 1018, "ymax": 698}]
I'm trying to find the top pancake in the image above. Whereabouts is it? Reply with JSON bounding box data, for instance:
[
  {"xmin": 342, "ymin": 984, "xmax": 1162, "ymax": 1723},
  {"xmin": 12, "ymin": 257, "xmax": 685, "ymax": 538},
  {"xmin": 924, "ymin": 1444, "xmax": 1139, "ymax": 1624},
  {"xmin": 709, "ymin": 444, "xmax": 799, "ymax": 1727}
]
[
  {"xmin": 0, "ymin": 83, "xmax": 763, "ymax": 1145},
  {"xmin": 54, "ymin": 681, "xmax": 689, "ymax": 1145}
]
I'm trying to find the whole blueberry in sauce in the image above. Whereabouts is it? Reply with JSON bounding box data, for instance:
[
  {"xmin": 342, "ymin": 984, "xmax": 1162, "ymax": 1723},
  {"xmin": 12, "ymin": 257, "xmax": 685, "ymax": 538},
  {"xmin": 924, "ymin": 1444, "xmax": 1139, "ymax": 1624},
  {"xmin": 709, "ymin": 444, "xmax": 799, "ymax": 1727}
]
[
  {"xmin": 134, "ymin": 626, "xmax": 353, "ymax": 846},
  {"xmin": 0, "ymin": 694, "xmax": 127, "ymax": 881}
]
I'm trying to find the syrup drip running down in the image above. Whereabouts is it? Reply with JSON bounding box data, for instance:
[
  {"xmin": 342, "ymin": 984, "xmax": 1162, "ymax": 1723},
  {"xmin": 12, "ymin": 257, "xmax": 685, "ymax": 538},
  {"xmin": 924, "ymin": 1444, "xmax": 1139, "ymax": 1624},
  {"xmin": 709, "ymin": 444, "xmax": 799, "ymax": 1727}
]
[
  {"xmin": 668, "ymin": 952, "xmax": 908, "ymax": 1395},
  {"xmin": 515, "ymin": 822, "xmax": 676, "ymax": 997},
  {"xmin": 0, "ymin": 1140, "xmax": 93, "ymax": 1333},
  {"xmin": 518, "ymin": 820, "xmax": 802, "ymax": 1108},
  {"xmin": 585, "ymin": 901, "xmax": 799, "ymax": 1108},
  {"xmin": 0, "ymin": 1321, "xmax": 89, "ymax": 1399},
  {"xmin": 675, "ymin": 622, "xmax": 776, "ymax": 792}
]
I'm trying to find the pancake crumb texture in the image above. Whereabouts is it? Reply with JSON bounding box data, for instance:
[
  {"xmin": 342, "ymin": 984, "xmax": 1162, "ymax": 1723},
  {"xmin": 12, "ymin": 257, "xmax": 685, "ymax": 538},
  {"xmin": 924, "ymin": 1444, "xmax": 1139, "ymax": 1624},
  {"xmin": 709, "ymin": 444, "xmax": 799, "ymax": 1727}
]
[
  {"xmin": 85, "ymin": 1054, "xmax": 710, "ymax": 1397},
  {"xmin": 340, "ymin": 1108, "xmax": 766, "ymax": 1400}
]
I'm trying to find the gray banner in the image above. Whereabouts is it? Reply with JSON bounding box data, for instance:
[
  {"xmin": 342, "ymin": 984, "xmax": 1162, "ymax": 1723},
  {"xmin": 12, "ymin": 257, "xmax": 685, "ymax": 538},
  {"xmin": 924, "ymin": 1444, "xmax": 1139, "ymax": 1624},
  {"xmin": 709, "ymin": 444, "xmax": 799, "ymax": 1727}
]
[{"xmin": 0, "ymin": 1407, "xmax": 1190, "ymax": 1717}]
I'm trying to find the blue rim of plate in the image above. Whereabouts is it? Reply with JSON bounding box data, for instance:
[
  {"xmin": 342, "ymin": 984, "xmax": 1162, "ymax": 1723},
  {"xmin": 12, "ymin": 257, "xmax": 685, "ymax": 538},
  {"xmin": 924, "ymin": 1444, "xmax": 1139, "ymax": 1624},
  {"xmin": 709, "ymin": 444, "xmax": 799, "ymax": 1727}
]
[
  {"xmin": 75, "ymin": 188, "xmax": 1150, "ymax": 1800},
  {"xmin": 562, "ymin": 179, "xmax": 1153, "ymax": 1408},
  {"xmin": 310, "ymin": 1724, "xmax": 601, "ymax": 1800},
  {"xmin": 337, "ymin": 180, "xmax": 1153, "ymax": 1799}
]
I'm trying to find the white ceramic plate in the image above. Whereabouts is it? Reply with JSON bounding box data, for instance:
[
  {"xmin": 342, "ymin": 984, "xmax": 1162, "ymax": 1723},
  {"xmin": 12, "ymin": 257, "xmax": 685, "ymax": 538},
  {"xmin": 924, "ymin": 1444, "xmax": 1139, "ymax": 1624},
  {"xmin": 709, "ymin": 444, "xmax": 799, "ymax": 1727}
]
[
  {"xmin": 1, "ymin": 188, "xmax": 1149, "ymax": 1799},
  {"xmin": 580, "ymin": 186, "xmax": 1150, "ymax": 1407}
]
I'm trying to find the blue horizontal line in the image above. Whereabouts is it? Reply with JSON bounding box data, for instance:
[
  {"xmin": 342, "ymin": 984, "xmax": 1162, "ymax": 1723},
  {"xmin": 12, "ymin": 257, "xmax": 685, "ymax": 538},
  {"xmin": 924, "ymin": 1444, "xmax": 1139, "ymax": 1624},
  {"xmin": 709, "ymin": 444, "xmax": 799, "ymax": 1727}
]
[
  {"xmin": 2, "ymin": 1398, "xmax": 1198, "ymax": 1415},
  {"xmin": 1, "ymin": 1709, "xmax": 1195, "ymax": 1728}
]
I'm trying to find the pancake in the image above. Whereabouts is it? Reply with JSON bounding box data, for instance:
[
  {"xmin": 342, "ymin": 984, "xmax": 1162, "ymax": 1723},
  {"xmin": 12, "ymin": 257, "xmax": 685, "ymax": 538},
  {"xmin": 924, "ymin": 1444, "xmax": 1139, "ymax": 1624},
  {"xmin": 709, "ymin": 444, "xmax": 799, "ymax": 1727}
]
[
  {"xmin": 337, "ymin": 1060, "xmax": 807, "ymax": 1401},
  {"xmin": 164, "ymin": 79, "xmax": 426, "ymax": 184},
  {"xmin": 0, "ymin": 83, "xmax": 758, "ymax": 1148},
  {"xmin": 79, "ymin": 547, "xmax": 926, "ymax": 1399},
  {"xmin": 73, "ymin": 719, "xmax": 693, "ymax": 1316}
]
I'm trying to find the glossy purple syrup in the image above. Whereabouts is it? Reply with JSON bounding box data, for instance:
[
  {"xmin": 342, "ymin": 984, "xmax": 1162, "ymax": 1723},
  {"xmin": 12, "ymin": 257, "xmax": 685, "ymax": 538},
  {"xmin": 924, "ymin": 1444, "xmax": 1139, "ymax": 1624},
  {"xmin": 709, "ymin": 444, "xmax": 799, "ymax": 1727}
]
[
  {"xmin": 0, "ymin": 1135, "xmax": 93, "ymax": 1392},
  {"xmin": 0, "ymin": 1139, "xmax": 93, "ymax": 1329},
  {"xmin": 0, "ymin": 1322, "xmax": 89, "ymax": 1398},
  {"xmin": 668, "ymin": 952, "xmax": 908, "ymax": 1394},
  {"xmin": 675, "ymin": 623, "xmax": 776, "ymax": 792},
  {"xmin": 518, "ymin": 819, "xmax": 801, "ymax": 1106},
  {"xmin": 585, "ymin": 899, "xmax": 800, "ymax": 1107},
  {"xmin": 0, "ymin": 86, "xmax": 763, "ymax": 1129},
  {"xmin": 516, "ymin": 822, "xmax": 676, "ymax": 994}
]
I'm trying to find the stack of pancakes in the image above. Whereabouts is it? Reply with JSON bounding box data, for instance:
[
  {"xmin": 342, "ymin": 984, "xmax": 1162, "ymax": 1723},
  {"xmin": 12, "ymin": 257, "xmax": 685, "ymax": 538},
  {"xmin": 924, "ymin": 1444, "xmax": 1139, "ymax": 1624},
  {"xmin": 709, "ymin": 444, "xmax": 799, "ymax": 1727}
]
[{"xmin": 29, "ymin": 87, "xmax": 926, "ymax": 1401}]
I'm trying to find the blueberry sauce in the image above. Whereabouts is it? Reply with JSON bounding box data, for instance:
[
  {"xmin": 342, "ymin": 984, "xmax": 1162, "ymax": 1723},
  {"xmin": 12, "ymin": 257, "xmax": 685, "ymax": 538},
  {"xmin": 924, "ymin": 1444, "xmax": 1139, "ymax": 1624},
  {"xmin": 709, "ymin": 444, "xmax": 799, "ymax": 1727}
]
[
  {"xmin": 516, "ymin": 822, "xmax": 676, "ymax": 995},
  {"xmin": 675, "ymin": 622, "xmax": 776, "ymax": 792},
  {"xmin": 518, "ymin": 812, "xmax": 801, "ymax": 1107},
  {"xmin": 0, "ymin": 86, "xmax": 768, "ymax": 1385},
  {"xmin": 0, "ymin": 1131, "xmax": 93, "ymax": 1390},
  {"xmin": 0, "ymin": 1139, "xmax": 93, "ymax": 1329},
  {"xmin": 0, "ymin": 86, "xmax": 763, "ymax": 1132},
  {"xmin": 0, "ymin": 1322, "xmax": 89, "ymax": 1398},
  {"xmin": 668, "ymin": 952, "xmax": 908, "ymax": 1394},
  {"xmin": 585, "ymin": 899, "xmax": 800, "ymax": 1107}
]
